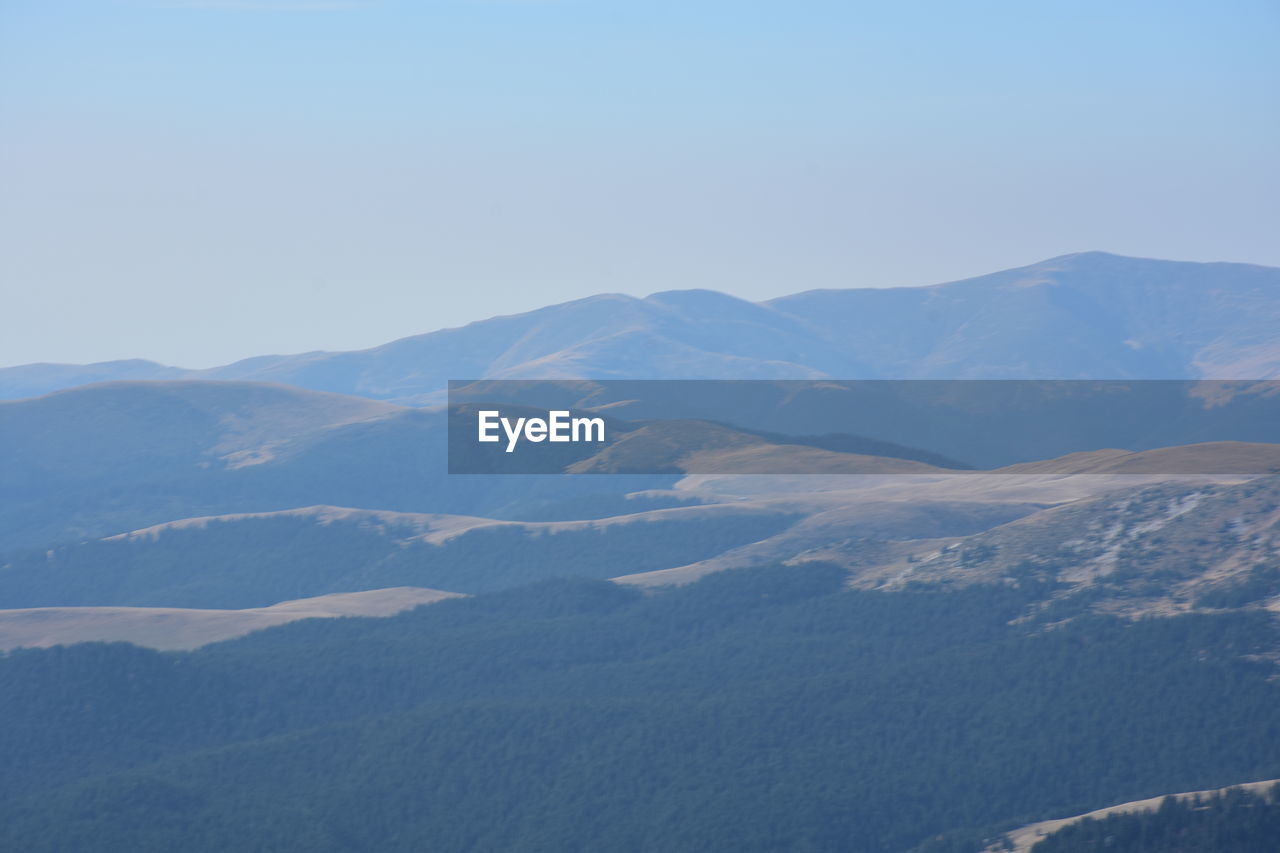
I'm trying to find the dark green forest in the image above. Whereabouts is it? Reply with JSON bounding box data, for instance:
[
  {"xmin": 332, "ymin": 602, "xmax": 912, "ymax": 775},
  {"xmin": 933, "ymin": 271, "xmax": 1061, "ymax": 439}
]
[
  {"xmin": 1029, "ymin": 783, "xmax": 1280, "ymax": 852},
  {"xmin": 2, "ymin": 564, "xmax": 1279, "ymax": 852}
]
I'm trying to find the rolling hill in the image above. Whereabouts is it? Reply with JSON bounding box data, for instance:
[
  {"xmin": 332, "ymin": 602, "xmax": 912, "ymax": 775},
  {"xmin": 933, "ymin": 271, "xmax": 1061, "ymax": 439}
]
[
  {"xmin": 0, "ymin": 477, "xmax": 1053, "ymax": 612},
  {"xmin": 6, "ymin": 375, "xmax": 1279, "ymax": 553},
  {"xmin": 0, "ymin": 381, "xmax": 693, "ymax": 551}
]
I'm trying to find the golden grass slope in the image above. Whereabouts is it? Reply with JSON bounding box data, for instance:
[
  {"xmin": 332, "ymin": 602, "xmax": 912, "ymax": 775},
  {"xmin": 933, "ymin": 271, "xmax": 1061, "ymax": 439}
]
[
  {"xmin": 989, "ymin": 778, "xmax": 1280, "ymax": 853},
  {"xmin": 0, "ymin": 587, "xmax": 462, "ymax": 652}
]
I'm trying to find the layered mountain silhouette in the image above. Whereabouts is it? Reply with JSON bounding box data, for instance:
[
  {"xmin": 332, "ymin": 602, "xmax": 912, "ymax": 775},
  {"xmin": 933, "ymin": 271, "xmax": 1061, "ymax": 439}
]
[
  {"xmin": 4, "ymin": 252, "xmax": 1278, "ymax": 403},
  {"xmin": 6, "ymin": 252, "xmax": 1280, "ymax": 851}
]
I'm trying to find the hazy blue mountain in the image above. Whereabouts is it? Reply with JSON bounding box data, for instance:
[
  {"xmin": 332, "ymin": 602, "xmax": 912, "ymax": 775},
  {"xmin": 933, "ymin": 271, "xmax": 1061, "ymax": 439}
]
[
  {"xmin": 769, "ymin": 252, "xmax": 1280, "ymax": 380},
  {"xmin": 4, "ymin": 253, "xmax": 1277, "ymax": 403},
  {"xmin": 0, "ymin": 359, "xmax": 187, "ymax": 401}
]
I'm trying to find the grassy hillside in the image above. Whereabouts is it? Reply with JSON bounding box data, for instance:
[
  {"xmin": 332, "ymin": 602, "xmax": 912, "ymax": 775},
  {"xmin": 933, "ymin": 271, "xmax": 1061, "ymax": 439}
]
[{"xmin": 0, "ymin": 587, "xmax": 461, "ymax": 651}]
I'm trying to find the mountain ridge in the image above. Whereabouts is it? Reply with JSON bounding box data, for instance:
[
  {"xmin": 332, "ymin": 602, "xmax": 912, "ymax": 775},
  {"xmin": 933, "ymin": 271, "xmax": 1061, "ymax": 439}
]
[{"xmin": 5, "ymin": 252, "xmax": 1279, "ymax": 403}]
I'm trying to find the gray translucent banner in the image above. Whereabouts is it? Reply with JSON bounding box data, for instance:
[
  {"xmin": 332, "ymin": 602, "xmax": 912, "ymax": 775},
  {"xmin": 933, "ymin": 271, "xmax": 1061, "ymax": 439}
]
[{"xmin": 446, "ymin": 380, "xmax": 1280, "ymax": 475}]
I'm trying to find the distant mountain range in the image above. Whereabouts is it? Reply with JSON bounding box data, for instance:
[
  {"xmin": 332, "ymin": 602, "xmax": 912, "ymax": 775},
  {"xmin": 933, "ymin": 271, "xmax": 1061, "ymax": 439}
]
[
  {"xmin": 3, "ymin": 252, "xmax": 1279, "ymax": 403},
  {"xmin": 5, "ymin": 251, "xmax": 1280, "ymax": 851}
]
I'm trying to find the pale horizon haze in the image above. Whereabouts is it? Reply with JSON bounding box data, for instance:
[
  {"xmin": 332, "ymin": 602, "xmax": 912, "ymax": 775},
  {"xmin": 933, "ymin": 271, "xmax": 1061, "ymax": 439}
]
[{"xmin": 1, "ymin": 0, "xmax": 1277, "ymax": 369}]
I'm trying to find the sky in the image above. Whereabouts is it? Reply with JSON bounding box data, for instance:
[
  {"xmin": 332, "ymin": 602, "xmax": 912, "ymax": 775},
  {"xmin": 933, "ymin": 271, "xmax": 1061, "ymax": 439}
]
[{"xmin": 1, "ymin": 0, "xmax": 1277, "ymax": 369}]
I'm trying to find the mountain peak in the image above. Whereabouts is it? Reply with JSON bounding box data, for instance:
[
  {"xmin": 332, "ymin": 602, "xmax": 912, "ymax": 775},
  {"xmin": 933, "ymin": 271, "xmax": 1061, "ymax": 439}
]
[{"xmin": 645, "ymin": 288, "xmax": 754, "ymax": 305}]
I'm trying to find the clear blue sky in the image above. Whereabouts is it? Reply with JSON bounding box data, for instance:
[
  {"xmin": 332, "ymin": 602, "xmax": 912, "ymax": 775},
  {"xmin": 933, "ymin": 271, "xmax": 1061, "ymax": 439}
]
[{"xmin": 2, "ymin": 0, "xmax": 1277, "ymax": 368}]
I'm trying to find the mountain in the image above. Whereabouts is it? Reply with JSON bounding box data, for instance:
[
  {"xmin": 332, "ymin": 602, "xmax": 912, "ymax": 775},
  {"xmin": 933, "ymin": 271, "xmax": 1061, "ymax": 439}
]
[
  {"xmin": 0, "ymin": 359, "xmax": 189, "ymax": 401},
  {"xmin": 0, "ymin": 381, "xmax": 693, "ymax": 551},
  {"xmin": 0, "ymin": 380, "xmax": 411, "ymax": 550},
  {"xmin": 4, "ymin": 253, "xmax": 1280, "ymax": 851},
  {"xmin": 4, "ymin": 253, "xmax": 1279, "ymax": 403},
  {"xmin": 0, "ymin": 379, "xmax": 400, "ymax": 480},
  {"xmin": 768, "ymin": 252, "xmax": 1280, "ymax": 381}
]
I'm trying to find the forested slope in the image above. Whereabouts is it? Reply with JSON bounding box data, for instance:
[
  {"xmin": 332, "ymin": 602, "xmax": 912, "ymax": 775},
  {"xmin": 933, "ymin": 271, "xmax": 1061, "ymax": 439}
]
[{"xmin": 2, "ymin": 564, "xmax": 1278, "ymax": 852}]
